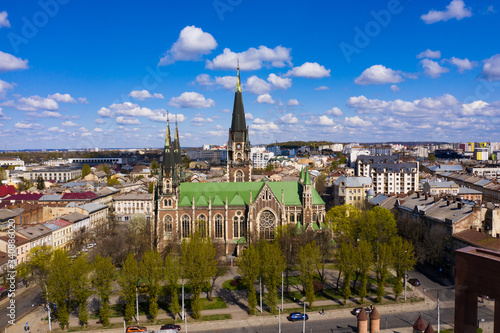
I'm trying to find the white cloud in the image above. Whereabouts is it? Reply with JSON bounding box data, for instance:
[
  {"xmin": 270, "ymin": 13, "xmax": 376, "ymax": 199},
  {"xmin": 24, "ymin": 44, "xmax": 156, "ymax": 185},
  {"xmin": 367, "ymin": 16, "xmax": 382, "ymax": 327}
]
[
  {"xmin": 256, "ymin": 94, "xmax": 275, "ymax": 104},
  {"xmin": 245, "ymin": 113, "xmax": 254, "ymax": 120},
  {"xmin": 78, "ymin": 97, "xmax": 89, "ymax": 104},
  {"xmin": 287, "ymin": 99, "xmax": 299, "ymax": 106},
  {"xmin": 220, "ymin": 108, "xmax": 231, "ymax": 113},
  {"xmin": 0, "ymin": 109, "xmax": 11, "ymax": 120},
  {"xmin": 15, "ymin": 121, "xmax": 43, "ymax": 130},
  {"xmin": 94, "ymin": 128, "xmax": 103, "ymax": 132},
  {"xmin": 94, "ymin": 118, "xmax": 106, "ymax": 124},
  {"xmin": 116, "ymin": 116, "xmax": 141, "ymax": 125},
  {"xmin": 420, "ymin": 59, "xmax": 449, "ymax": 78},
  {"xmin": 191, "ymin": 116, "xmax": 213, "ymax": 125},
  {"xmin": 267, "ymin": 74, "xmax": 292, "ymax": 89},
  {"xmin": 245, "ymin": 76, "xmax": 271, "ymax": 95},
  {"xmin": 446, "ymin": 57, "xmax": 477, "ymax": 73},
  {"xmin": 129, "ymin": 90, "xmax": 164, "ymax": 101},
  {"xmin": 318, "ymin": 115, "xmax": 335, "ymax": 126},
  {"xmin": 110, "ymin": 102, "xmax": 154, "ymax": 117},
  {"xmin": 0, "ymin": 51, "xmax": 28, "ymax": 72},
  {"xmin": 215, "ymin": 76, "xmax": 237, "ymax": 90},
  {"xmin": 461, "ymin": 101, "xmax": 500, "ymax": 116},
  {"xmin": 421, "ymin": 0, "xmax": 472, "ymax": 24},
  {"xmin": 249, "ymin": 121, "xmax": 279, "ymax": 131},
  {"xmin": 480, "ymin": 54, "xmax": 500, "ymax": 81},
  {"xmin": 0, "ymin": 79, "xmax": 13, "ymax": 98},
  {"xmin": 206, "ymin": 46, "xmax": 292, "ymax": 70},
  {"xmin": 315, "ymin": 86, "xmax": 329, "ymax": 90},
  {"xmin": 146, "ymin": 110, "xmax": 186, "ymax": 123},
  {"xmin": 354, "ymin": 65, "xmax": 404, "ymax": 85},
  {"xmin": 159, "ymin": 26, "xmax": 217, "ymax": 65},
  {"xmin": 27, "ymin": 111, "xmax": 62, "ymax": 118},
  {"xmin": 62, "ymin": 121, "xmax": 78, "ymax": 127},
  {"xmin": 195, "ymin": 74, "xmax": 213, "ymax": 87},
  {"xmin": 48, "ymin": 93, "xmax": 77, "ymax": 103},
  {"xmin": 416, "ymin": 49, "xmax": 441, "ymax": 59},
  {"xmin": 280, "ymin": 113, "xmax": 298, "ymax": 124},
  {"xmin": 14, "ymin": 95, "xmax": 59, "ymax": 111},
  {"xmin": 324, "ymin": 107, "xmax": 343, "ymax": 116},
  {"xmin": 169, "ymin": 92, "xmax": 215, "ymax": 108},
  {"xmin": 345, "ymin": 116, "xmax": 372, "ymax": 127},
  {"xmin": 0, "ymin": 11, "xmax": 10, "ymax": 28},
  {"xmin": 286, "ymin": 62, "xmax": 331, "ymax": 78},
  {"xmin": 48, "ymin": 127, "xmax": 60, "ymax": 132},
  {"xmin": 206, "ymin": 130, "xmax": 225, "ymax": 137},
  {"xmin": 390, "ymin": 85, "xmax": 400, "ymax": 92},
  {"xmin": 98, "ymin": 107, "xmax": 113, "ymax": 117}
]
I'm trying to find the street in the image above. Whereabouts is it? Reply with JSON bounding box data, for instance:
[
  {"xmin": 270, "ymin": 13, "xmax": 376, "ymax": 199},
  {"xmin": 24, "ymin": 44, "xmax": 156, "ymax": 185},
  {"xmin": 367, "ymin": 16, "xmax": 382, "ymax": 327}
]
[{"xmin": 0, "ymin": 285, "xmax": 43, "ymax": 329}]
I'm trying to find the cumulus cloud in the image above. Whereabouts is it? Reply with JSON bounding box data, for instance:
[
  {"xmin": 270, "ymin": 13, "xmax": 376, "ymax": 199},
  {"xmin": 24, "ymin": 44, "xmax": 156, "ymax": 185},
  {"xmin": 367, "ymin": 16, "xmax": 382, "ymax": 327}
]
[
  {"xmin": 191, "ymin": 115, "xmax": 213, "ymax": 125},
  {"xmin": 159, "ymin": 26, "xmax": 217, "ymax": 65},
  {"xmin": 249, "ymin": 121, "xmax": 279, "ymax": 131},
  {"xmin": 206, "ymin": 45, "xmax": 292, "ymax": 70},
  {"xmin": 354, "ymin": 65, "xmax": 404, "ymax": 85},
  {"xmin": 267, "ymin": 74, "xmax": 292, "ymax": 89},
  {"xmin": 146, "ymin": 110, "xmax": 186, "ymax": 123},
  {"xmin": 129, "ymin": 90, "xmax": 164, "ymax": 101},
  {"xmin": 461, "ymin": 100, "xmax": 500, "ymax": 116},
  {"xmin": 0, "ymin": 11, "xmax": 10, "ymax": 28},
  {"xmin": 280, "ymin": 113, "xmax": 298, "ymax": 124},
  {"xmin": 286, "ymin": 62, "xmax": 331, "ymax": 78},
  {"xmin": 215, "ymin": 76, "xmax": 237, "ymax": 90},
  {"xmin": 27, "ymin": 111, "xmax": 62, "ymax": 118},
  {"xmin": 445, "ymin": 57, "xmax": 477, "ymax": 73},
  {"xmin": 62, "ymin": 121, "xmax": 78, "ymax": 127},
  {"xmin": 420, "ymin": 59, "xmax": 449, "ymax": 78},
  {"xmin": 78, "ymin": 97, "xmax": 89, "ymax": 104},
  {"xmin": 195, "ymin": 74, "xmax": 213, "ymax": 87},
  {"xmin": 256, "ymin": 94, "xmax": 275, "ymax": 104},
  {"xmin": 0, "ymin": 51, "xmax": 28, "ymax": 72},
  {"xmin": 97, "ymin": 107, "xmax": 113, "ymax": 117},
  {"xmin": 0, "ymin": 79, "xmax": 14, "ymax": 98},
  {"xmin": 94, "ymin": 118, "xmax": 106, "ymax": 124},
  {"xmin": 169, "ymin": 92, "xmax": 215, "ymax": 108},
  {"xmin": 48, "ymin": 93, "xmax": 77, "ymax": 103},
  {"xmin": 245, "ymin": 113, "xmax": 254, "ymax": 120},
  {"xmin": 110, "ymin": 102, "xmax": 154, "ymax": 117},
  {"xmin": 245, "ymin": 76, "xmax": 271, "ymax": 95},
  {"xmin": 324, "ymin": 107, "xmax": 343, "ymax": 116},
  {"xmin": 480, "ymin": 54, "xmax": 500, "ymax": 81},
  {"xmin": 390, "ymin": 85, "xmax": 400, "ymax": 92},
  {"xmin": 345, "ymin": 116, "xmax": 372, "ymax": 127},
  {"xmin": 15, "ymin": 121, "xmax": 43, "ymax": 130},
  {"xmin": 315, "ymin": 86, "xmax": 329, "ymax": 90},
  {"xmin": 94, "ymin": 128, "xmax": 103, "ymax": 132},
  {"xmin": 116, "ymin": 116, "xmax": 141, "ymax": 125},
  {"xmin": 421, "ymin": 0, "xmax": 472, "ymax": 24},
  {"xmin": 287, "ymin": 99, "xmax": 299, "ymax": 106},
  {"xmin": 416, "ymin": 49, "xmax": 441, "ymax": 59},
  {"xmin": 12, "ymin": 95, "xmax": 59, "ymax": 111}
]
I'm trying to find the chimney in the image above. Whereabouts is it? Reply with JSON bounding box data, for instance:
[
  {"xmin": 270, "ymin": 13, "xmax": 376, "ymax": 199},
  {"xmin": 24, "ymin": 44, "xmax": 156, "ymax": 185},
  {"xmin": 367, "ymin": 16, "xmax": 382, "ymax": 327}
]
[
  {"xmin": 369, "ymin": 307, "xmax": 380, "ymax": 333},
  {"xmin": 424, "ymin": 194, "xmax": 428, "ymax": 200},
  {"xmin": 357, "ymin": 308, "xmax": 368, "ymax": 333}
]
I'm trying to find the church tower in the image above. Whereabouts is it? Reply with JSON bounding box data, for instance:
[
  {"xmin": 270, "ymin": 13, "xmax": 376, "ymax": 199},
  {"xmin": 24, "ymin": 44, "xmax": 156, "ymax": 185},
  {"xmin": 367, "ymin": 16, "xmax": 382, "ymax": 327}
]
[
  {"xmin": 302, "ymin": 166, "xmax": 313, "ymax": 224},
  {"xmin": 227, "ymin": 63, "xmax": 252, "ymax": 182}
]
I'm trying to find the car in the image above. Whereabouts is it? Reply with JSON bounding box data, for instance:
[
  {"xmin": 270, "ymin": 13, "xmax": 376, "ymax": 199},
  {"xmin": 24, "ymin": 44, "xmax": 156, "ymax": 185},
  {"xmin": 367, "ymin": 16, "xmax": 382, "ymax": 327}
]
[
  {"xmin": 352, "ymin": 307, "xmax": 372, "ymax": 316},
  {"xmin": 288, "ymin": 312, "xmax": 309, "ymax": 321},
  {"xmin": 160, "ymin": 324, "xmax": 181, "ymax": 331},
  {"xmin": 409, "ymin": 278, "xmax": 421, "ymax": 287},
  {"xmin": 87, "ymin": 244, "xmax": 94, "ymax": 249},
  {"xmin": 81, "ymin": 248, "xmax": 88, "ymax": 252},
  {"xmin": 126, "ymin": 326, "xmax": 147, "ymax": 333}
]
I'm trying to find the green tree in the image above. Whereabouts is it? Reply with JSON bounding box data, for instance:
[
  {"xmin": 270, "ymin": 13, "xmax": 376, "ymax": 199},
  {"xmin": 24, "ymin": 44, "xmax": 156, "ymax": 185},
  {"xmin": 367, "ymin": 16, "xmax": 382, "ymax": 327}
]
[
  {"xmin": 71, "ymin": 255, "xmax": 92, "ymax": 326},
  {"xmin": 237, "ymin": 245, "xmax": 261, "ymax": 315},
  {"xmin": 357, "ymin": 207, "xmax": 398, "ymax": 250},
  {"xmin": 264, "ymin": 163, "xmax": 275, "ymax": 172},
  {"xmin": 355, "ymin": 239, "xmax": 373, "ymax": 303},
  {"xmin": 335, "ymin": 242, "xmax": 356, "ymax": 305},
  {"xmin": 92, "ymin": 255, "xmax": 115, "ymax": 326},
  {"xmin": 391, "ymin": 236, "xmax": 417, "ymax": 301},
  {"xmin": 127, "ymin": 215, "xmax": 151, "ymax": 258},
  {"xmin": 428, "ymin": 154, "xmax": 436, "ymax": 162},
  {"xmin": 118, "ymin": 253, "xmax": 140, "ymax": 324},
  {"xmin": 182, "ymin": 156, "xmax": 191, "ymax": 169},
  {"xmin": 25, "ymin": 245, "xmax": 53, "ymax": 299},
  {"xmin": 107, "ymin": 177, "xmax": 120, "ymax": 186},
  {"xmin": 150, "ymin": 160, "xmax": 160, "ymax": 175},
  {"xmin": 139, "ymin": 250, "xmax": 163, "ymax": 320},
  {"xmin": 148, "ymin": 182, "xmax": 154, "ymax": 193},
  {"xmin": 82, "ymin": 164, "xmax": 91, "ymax": 178},
  {"xmin": 260, "ymin": 240, "xmax": 286, "ymax": 314},
  {"xmin": 180, "ymin": 231, "xmax": 217, "ymax": 319},
  {"xmin": 373, "ymin": 243, "xmax": 393, "ymax": 303},
  {"xmin": 0, "ymin": 168, "xmax": 6, "ymax": 181},
  {"xmin": 47, "ymin": 250, "xmax": 72, "ymax": 329},
  {"xmin": 97, "ymin": 164, "xmax": 111, "ymax": 175},
  {"xmin": 297, "ymin": 241, "xmax": 321, "ymax": 307},
  {"xmin": 164, "ymin": 254, "xmax": 180, "ymax": 317},
  {"xmin": 314, "ymin": 230, "xmax": 335, "ymax": 283},
  {"xmin": 325, "ymin": 205, "xmax": 360, "ymax": 242},
  {"xmin": 36, "ymin": 176, "xmax": 45, "ymax": 189},
  {"xmin": 314, "ymin": 173, "xmax": 327, "ymax": 194}
]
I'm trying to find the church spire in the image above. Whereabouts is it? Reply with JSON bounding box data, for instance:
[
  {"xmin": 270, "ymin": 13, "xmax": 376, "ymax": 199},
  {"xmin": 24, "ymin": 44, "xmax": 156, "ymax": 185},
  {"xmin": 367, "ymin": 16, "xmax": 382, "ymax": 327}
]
[
  {"xmin": 173, "ymin": 115, "xmax": 182, "ymax": 166},
  {"xmin": 236, "ymin": 58, "xmax": 242, "ymax": 93},
  {"xmin": 162, "ymin": 113, "xmax": 174, "ymax": 174},
  {"xmin": 230, "ymin": 60, "xmax": 246, "ymax": 132}
]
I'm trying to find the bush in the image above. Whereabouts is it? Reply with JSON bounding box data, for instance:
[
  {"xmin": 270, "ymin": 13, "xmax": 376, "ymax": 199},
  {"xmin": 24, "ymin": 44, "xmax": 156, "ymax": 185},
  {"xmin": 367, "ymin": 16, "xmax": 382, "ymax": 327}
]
[{"xmin": 313, "ymin": 280, "xmax": 324, "ymax": 293}]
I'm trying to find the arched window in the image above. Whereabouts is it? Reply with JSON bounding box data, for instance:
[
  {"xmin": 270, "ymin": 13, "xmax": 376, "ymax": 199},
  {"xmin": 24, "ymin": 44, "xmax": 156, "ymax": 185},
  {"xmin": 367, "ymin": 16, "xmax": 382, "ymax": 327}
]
[
  {"xmin": 164, "ymin": 215, "xmax": 173, "ymax": 239},
  {"xmin": 259, "ymin": 210, "xmax": 275, "ymax": 240},
  {"xmin": 233, "ymin": 211, "xmax": 246, "ymax": 238},
  {"xmin": 168, "ymin": 199, "xmax": 172, "ymax": 206},
  {"xmin": 297, "ymin": 212, "xmax": 302, "ymax": 223},
  {"xmin": 313, "ymin": 213, "xmax": 317, "ymax": 222},
  {"xmin": 181, "ymin": 215, "xmax": 191, "ymax": 238},
  {"xmin": 197, "ymin": 214, "xmax": 207, "ymax": 237},
  {"xmin": 235, "ymin": 170, "xmax": 244, "ymax": 182},
  {"xmin": 290, "ymin": 213, "xmax": 295, "ymax": 223},
  {"xmin": 214, "ymin": 214, "xmax": 223, "ymax": 238},
  {"xmin": 233, "ymin": 216, "xmax": 239, "ymax": 238}
]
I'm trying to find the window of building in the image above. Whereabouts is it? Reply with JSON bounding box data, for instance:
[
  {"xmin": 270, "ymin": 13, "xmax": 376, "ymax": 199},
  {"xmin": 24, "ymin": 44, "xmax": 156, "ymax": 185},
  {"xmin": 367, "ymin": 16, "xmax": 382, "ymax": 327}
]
[
  {"xmin": 164, "ymin": 215, "xmax": 173, "ymax": 239},
  {"xmin": 235, "ymin": 170, "xmax": 244, "ymax": 182},
  {"xmin": 214, "ymin": 214, "xmax": 223, "ymax": 238},
  {"xmin": 259, "ymin": 210, "xmax": 275, "ymax": 240},
  {"xmin": 290, "ymin": 213, "xmax": 295, "ymax": 222},
  {"xmin": 181, "ymin": 215, "xmax": 191, "ymax": 238},
  {"xmin": 198, "ymin": 214, "xmax": 208, "ymax": 237}
]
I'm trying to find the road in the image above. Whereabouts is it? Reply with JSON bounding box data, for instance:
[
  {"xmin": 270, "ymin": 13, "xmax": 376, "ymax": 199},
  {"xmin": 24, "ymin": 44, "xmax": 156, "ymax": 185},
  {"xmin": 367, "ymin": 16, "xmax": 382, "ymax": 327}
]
[{"xmin": 0, "ymin": 285, "xmax": 43, "ymax": 329}]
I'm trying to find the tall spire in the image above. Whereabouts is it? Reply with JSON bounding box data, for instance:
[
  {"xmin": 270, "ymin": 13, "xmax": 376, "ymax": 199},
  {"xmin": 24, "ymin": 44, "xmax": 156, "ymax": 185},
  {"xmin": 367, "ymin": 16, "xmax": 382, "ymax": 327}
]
[
  {"xmin": 162, "ymin": 113, "xmax": 174, "ymax": 173},
  {"xmin": 174, "ymin": 115, "xmax": 182, "ymax": 165},
  {"xmin": 236, "ymin": 58, "xmax": 242, "ymax": 93},
  {"xmin": 230, "ymin": 59, "xmax": 246, "ymax": 132}
]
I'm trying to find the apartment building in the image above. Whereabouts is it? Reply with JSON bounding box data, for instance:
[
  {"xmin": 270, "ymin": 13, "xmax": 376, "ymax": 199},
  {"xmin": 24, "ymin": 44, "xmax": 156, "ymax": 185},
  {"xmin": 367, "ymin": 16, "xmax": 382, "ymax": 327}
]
[
  {"xmin": 423, "ymin": 181, "xmax": 460, "ymax": 196},
  {"xmin": 25, "ymin": 166, "xmax": 82, "ymax": 182},
  {"xmin": 333, "ymin": 176, "xmax": 373, "ymax": 208},
  {"xmin": 113, "ymin": 192, "xmax": 153, "ymax": 221},
  {"xmin": 0, "ymin": 157, "xmax": 24, "ymax": 167}
]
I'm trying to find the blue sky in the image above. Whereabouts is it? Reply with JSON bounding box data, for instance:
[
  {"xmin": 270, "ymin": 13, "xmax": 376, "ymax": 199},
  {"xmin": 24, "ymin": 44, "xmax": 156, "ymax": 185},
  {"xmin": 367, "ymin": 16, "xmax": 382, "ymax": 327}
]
[{"xmin": 0, "ymin": 0, "xmax": 499, "ymax": 150}]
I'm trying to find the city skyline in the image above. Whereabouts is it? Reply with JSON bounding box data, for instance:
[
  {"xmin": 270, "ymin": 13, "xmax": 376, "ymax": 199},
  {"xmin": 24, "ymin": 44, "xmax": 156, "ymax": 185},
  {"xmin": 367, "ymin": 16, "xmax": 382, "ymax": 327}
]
[{"xmin": 0, "ymin": 0, "xmax": 499, "ymax": 149}]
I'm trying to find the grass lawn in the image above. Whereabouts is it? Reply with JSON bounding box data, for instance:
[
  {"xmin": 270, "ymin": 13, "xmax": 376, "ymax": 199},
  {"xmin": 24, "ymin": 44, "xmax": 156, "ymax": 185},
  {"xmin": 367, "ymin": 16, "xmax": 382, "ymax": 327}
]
[
  {"xmin": 200, "ymin": 314, "xmax": 232, "ymax": 321},
  {"xmin": 184, "ymin": 297, "xmax": 228, "ymax": 310},
  {"xmin": 222, "ymin": 279, "xmax": 247, "ymax": 291}
]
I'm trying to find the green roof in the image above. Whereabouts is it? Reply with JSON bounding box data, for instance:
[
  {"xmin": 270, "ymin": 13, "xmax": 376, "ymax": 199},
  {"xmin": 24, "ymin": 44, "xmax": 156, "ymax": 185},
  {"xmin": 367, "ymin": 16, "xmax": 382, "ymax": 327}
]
[
  {"xmin": 235, "ymin": 236, "xmax": 247, "ymax": 244},
  {"xmin": 178, "ymin": 181, "xmax": 324, "ymax": 207},
  {"xmin": 303, "ymin": 167, "xmax": 312, "ymax": 185},
  {"xmin": 196, "ymin": 194, "xmax": 208, "ymax": 206},
  {"xmin": 312, "ymin": 222, "xmax": 321, "ymax": 230}
]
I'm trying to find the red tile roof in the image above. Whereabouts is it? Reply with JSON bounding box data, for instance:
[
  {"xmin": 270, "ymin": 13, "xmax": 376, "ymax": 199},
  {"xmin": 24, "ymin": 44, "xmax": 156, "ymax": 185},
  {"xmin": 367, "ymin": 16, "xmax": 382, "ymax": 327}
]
[
  {"xmin": 413, "ymin": 315, "xmax": 427, "ymax": 331},
  {"xmin": 0, "ymin": 185, "xmax": 16, "ymax": 198},
  {"xmin": 0, "ymin": 234, "xmax": 30, "ymax": 246},
  {"xmin": 3, "ymin": 193, "xmax": 43, "ymax": 201},
  {"xmin": 47, "ymin": 219, "xmax": 72, "ymax": 228},
  {"xmin": 61, "ymin": 191, "xmax": 99, "ymax": 200}
]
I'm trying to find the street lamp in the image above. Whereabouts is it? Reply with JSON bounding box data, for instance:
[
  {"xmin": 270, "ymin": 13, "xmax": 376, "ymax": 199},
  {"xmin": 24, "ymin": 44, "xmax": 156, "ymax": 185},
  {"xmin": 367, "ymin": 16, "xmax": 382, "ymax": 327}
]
[
  {"xmin": 181, "ymin": 279, "xmax": 185, "ymax": 320},
  {"xmin": 303, "ymin": 301, "xmax": 306, "ymax": 333}
]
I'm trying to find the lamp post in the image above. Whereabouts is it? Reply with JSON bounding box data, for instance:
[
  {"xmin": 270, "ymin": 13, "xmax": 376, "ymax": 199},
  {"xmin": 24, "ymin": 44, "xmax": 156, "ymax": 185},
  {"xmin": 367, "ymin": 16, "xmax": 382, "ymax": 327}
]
[
  {"xmin": 278, "ymin": 306, "xmax": 281, "ymax": 333},
  {"xmin": 302, "ymin": 301, "xmax": 306, "ymax": 333},
  {"xmin": 259, "ymin": 277, "xmax": 263, "ymax": 313},
  {"xmin": 44, "ymin": 285, "xmax": 51, "ymax": 331},
  {"xmin": 136, "ymin": 286, "xmax": 139, "ymax": 323},
  {"xmin": 281, "ymin": 271, "xmax": 284, "ymax": 312},
  {"xmin": 181, "ymin": 279, "xmax": 185, "ymax": 320}
]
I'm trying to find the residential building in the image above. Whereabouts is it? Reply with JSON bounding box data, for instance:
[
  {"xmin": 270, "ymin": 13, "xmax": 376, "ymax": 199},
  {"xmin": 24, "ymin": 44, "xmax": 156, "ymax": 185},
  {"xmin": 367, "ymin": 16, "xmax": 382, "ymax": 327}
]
[
  {"xmin": 423, "ymin": 181, "xmax": 460, "ymax": 196},
  {"xmin": 267, "ymin": 145, "xmax": 281, "ymax": 156},
  {"xmin": 25, "ymin": 166, "xmax": 82, "ymax": 182},
  {"xmin": 17, "ymin": 224, "xmax": 53, "ymax": 250},
  {"xmin": 78, "ymin": 203, "xmax": 109, "ymax": 230},
  {"xmin": 44, "ymin": 219, "xmax": 73, "ymax": 249},
  {"xmin": 60, "ymin": 212, "xmax": 89, "ymax": 238},
  {"xmin": 458, "ymin": 187, "xmax": 482, "ymax": 202},
  {"xmin": 68, "ymin": 157, "xmax": 122, "ymax": 164},
  {"xmin": 251, "ymin": 147, "xmax": 274, "ymax": 169},
  {"xmin": 475, "ymin": 147, "xmax": 489, "ymax": 161},
  {"xmin": 0, "ymin": 235, "xmax": 30, "ymax": 265},
  {"xmin": 0, "ymin": 157, "xmax": 24, "ymax": 167},
  {"xmin": 466, "ymin": 166, "xmax": 500, "ymax": 177},
  {"xmin": 113, "ymin": 192, "xmax": 153, "ymax": 221},
  {"xmin": 333, "ymin": 176, "xmax": 373, "ymax": 208}
]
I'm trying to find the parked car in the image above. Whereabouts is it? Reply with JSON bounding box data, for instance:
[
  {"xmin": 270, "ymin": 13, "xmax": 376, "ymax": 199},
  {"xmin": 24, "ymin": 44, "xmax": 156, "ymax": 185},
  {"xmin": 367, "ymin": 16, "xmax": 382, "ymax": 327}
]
[
  {"xmin": 288, "ymin": 312, "xmax": 309, "ymax": 321},
  {"xmin": 126, "ymin": 326, "xmax": 147, "ymax": 332},
  {"xmin": 352, "ymin": 307, "xmax": 372, "ymax": 316},
  {"xmin": 160, "ymin": 324, "xmax": 181, "ymax": 331},
  {"xmin": 409, "ymin": 278, "xmax": 421, "ymax": 287}
]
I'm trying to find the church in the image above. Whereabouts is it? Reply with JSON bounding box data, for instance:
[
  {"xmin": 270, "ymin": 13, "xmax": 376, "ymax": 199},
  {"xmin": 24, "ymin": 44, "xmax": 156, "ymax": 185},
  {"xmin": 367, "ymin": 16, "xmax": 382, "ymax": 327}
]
[{"xmin": 154, "ymin": 67, "xmax": 326, "ymax": 255}]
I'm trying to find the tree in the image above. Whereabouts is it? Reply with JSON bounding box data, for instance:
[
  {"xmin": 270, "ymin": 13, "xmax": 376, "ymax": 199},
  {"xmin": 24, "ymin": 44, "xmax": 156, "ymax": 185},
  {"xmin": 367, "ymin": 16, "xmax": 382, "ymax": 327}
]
[
  {"xmin": 264, "ymin": 163, "xmax": 275, "ymax": 172},
  {"xmin": 164, "ymin": 254, "xmax": 180, "ymax": 317},
  {"xmin": 373, "ymin": 243, "xmax": 393, "ymax": 303},
  {"xmin": 148, "ymin": 182, "xmax": 154, "ymax": 193},
  {"xmin": 335, "ymin": 242, "xmax": 356, "ymax": 304},
  {"xmin": 118, "ymin": 253, "xmax": 140, "ymax": 324},
  {"xmin": 314, "ymin": 230, "xmax": 335, "ymax": 282},
  {"xmin": 314, "ymin": 173, "xmax": 327, "ymax": 194},
  {"xmin": 208, "ymin": 257, "xmax": 229, "ymax": 301},
  {"xmin": 139, "ymin": 250, "xmax": 163, "ymax": 320},
  {"xmin": 107, "ymin": 177, "xmax": 120, "ymax": 186},
  {"xmin": 36, "ymin": 176, "xmax": 46, "ymax": 190},
  {"xmin": 325, "ymin": 205, "xmax": 360, "ymax": 242},
  {"xmin": 183, "ymin": 156, "xmax": 190, "ymax": 169},
  {"xmin": 423, "ymin": 224, "xmax": 449, "ymax": 267},
  {"xmin": 127, "ymin": 215, "xmax": 151, "ymax": 258},
  {"xmin": 428, "ymin": 154, "xmax": 436, "ymax": 162},
  {"xmin": 92, "ymin": 255, "xmax": 115, "ymax": 326},
  {"xmin": 97, "ymin": 164, "xmax": 111, "ymax": 175},
  {"xmin": 354, "ymin": 239, "xmax": 373, "ymax": 303},
  {"xmin": 150, "ymin": 160, "xmax": 160, "ymax": 175},
  {"xmin": 391, "ymin": 236, "xmax": 417, "ymax": 301},
  {"xmin": 82, "ymin": 164, "xmax": 91, "ymax": 178},
  {"xmin": 237, "ymin": 245, "xmax": 261, "ymax": 315},
  {"xmin": 71, "ymin": 255, "xmax": 92, "ymax": 326},
  {"xmin": 259, "ymin": 240, "xmax": 286, "ymax": 314},
  {"xmin": 297, "ymin": 241, "xmax": 321, "ymax": 307},
  {"xmin": 180, "ymin": 231, "xmax": 217, "ymax": 319},
  {"xmin": 25, "ymin": 245, "xmax": 53, "ymax": 299},
  {"xmin": 0, "ymin": 168, "xmax": 6, "ymax": 181},
  {"xmin": 357, "ymin": 207, "xmax": 398, "ymax": 250},
  {"xmin": 47, "ymin": 250, "xmax": 72, "ymax": 329}
]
